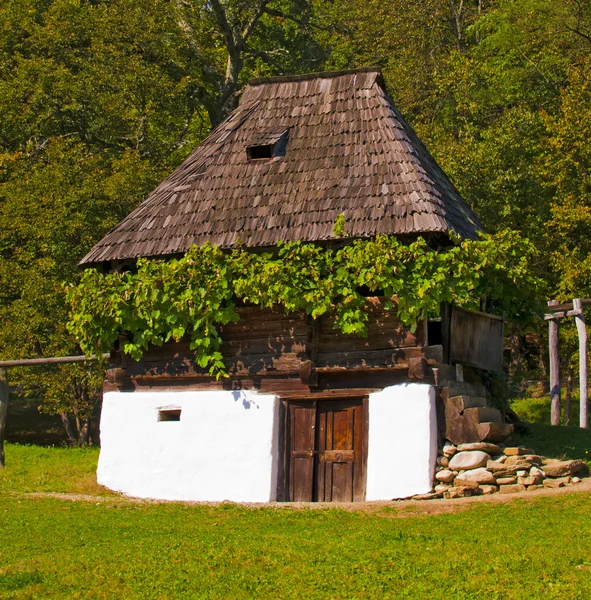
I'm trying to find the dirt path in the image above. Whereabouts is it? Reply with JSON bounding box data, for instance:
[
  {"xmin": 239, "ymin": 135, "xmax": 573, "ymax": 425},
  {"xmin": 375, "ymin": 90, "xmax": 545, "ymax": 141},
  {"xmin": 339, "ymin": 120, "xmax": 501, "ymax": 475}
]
[{"xmin": 11, "ymin": 478, "xmax": 591, "ymax": 517}]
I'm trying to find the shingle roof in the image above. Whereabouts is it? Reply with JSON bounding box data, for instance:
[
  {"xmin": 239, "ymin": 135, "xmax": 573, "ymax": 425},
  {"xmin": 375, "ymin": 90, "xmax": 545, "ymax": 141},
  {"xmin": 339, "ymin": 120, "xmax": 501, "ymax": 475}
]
[{"xmin": 80, "ymin": 68, "xmax": 483, "ymax": 265}]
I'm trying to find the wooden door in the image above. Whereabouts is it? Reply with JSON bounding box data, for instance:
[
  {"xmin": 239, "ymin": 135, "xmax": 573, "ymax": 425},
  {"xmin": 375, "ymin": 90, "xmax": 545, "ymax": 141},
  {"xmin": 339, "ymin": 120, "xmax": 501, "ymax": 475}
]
[
  {"xmin": 316, "ymin": 399, "xmax": 366, "ymax": 502},
  {"xmin": 287, "ymin": 401, "xmax": 317, "ymax": 502},
  {"xmin": 285, "ymin": 398, "xmax": 367, "ymax": 502}
]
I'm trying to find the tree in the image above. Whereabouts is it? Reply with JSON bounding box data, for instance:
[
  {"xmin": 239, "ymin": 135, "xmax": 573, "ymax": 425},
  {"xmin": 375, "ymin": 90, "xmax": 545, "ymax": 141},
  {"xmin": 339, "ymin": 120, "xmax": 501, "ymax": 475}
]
[
  {"xmin": 0, "ymin": 0, "xmax": 324, "ymax": 442},
  {"xmin": 0, "ymin": 138, "xmax": 161, "ymax": 443},
  {"xmin": 172, "ymin": 0, "xmax": 326, "ymax": 125}
]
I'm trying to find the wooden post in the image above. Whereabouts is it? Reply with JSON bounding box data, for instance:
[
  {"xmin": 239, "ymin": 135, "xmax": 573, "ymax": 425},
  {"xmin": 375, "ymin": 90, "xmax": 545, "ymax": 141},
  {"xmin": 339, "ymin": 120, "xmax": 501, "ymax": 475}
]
[
  {"xmin": 0, "ymin": 368, "xmax": 8, "ymax": 467},
  {"xmin": 565, "ymin": 369, "xmax": 572, "ymax": 426},
  {"xmin": 548, "ymin": 300, "xmax": 561, "ymax": 426},
  {"xmin": 573, "ymin": 299, "xmax": 588, "ymax": 429}
]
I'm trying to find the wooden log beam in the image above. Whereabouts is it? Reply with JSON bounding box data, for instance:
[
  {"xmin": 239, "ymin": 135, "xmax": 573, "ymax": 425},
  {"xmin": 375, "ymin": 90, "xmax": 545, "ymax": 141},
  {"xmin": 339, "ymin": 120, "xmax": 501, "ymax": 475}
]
[
  {"xmin": 546, "ymin": 299, "xmax": 591, "ymax": 313},
  {"xmin": 0, "ymin": 354, "xmax": 109, "ymax": 368},
  {"xmin": 574, "ymin": 299, "xmax": 588, "ymax": 429},
  {"xmin": 548, "ymin": 300, "xmax": 561, "ymax": 426},
  {"xmin": 0, "ymin": 369, "xmax": 8, "ymax": 467}
]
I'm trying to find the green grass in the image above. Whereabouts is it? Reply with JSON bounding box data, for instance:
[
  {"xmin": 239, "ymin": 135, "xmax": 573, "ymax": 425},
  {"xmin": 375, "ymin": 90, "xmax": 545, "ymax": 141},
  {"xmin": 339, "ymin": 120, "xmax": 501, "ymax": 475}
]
[
  {"xmin": 513, "ymin": 422, "xmax": 591, "ymax": 465},
  {"xmin": 2, "ymin": 493, "xmax": 591, "ymax": 599},
  {"xmin": 511, "ymin": 393, "xmax": 591, "ymax": 466},
  {"xmin": 2, "ymin": 445, "xmax": 591, "ymax": 599},
  {"xmin": 0, "ymin": 443, "xmax": 106, "ymax": 495},
  {"xmin": 511, "ymin": 394, "xmax": 582, "ymax": 426}
]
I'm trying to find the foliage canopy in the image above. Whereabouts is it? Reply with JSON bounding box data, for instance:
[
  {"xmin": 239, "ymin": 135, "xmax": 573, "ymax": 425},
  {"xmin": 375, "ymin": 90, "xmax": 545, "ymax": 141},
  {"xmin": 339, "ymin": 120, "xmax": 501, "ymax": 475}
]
[
  {"xmin": 67, "ymin": 231, "xmax": 542, "ymax": 376},
  {"xmin": 2, "ymin": 0, "xmax": 591, "ymax": 438}
]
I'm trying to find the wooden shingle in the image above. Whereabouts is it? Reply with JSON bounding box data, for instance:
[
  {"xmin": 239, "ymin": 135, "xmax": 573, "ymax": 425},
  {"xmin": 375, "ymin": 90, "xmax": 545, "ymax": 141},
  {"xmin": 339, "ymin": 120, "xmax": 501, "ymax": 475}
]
[{"xmin": 81, "ymin": 68, "xmax": 483, "ymax": 265}]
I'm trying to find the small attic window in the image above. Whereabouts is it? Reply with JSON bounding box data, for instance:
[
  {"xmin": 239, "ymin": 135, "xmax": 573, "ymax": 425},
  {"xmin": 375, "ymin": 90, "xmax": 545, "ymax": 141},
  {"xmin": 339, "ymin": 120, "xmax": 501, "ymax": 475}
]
[
  {"xmin": 247, "ymin": 144, "xmax": 274, "ymax": 160},
  {"xmin": 246, "ymin": 129, "xmax": 289, "ymax": 161}
]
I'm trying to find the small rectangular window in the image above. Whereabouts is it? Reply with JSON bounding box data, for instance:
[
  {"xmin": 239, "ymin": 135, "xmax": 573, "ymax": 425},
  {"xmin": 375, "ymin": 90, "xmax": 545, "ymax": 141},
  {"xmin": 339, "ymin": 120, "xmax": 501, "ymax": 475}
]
[
  {"xmin": 246, "ymin": 129, "xmax": 289, "ymax": 161},
  {"xmin": 158, "ymin": 409, "xmax": 181, "ymax": 422},
  {"xmin": 247, "ymin": 144, "xmax": 274, "ymax": 160}
]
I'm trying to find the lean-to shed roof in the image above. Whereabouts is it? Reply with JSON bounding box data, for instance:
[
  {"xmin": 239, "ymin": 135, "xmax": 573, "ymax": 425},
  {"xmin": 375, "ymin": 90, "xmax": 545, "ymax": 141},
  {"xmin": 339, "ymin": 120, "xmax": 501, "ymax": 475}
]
[{"xmin": 80, "ymin": 69, "xmax": 483, "ymax": 265}]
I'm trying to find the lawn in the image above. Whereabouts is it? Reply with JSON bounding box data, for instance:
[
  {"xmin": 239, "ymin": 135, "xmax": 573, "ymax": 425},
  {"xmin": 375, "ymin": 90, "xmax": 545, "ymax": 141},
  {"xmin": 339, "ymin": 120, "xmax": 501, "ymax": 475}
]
[
  {"xmin": 2, "ymin": 444, "xmax": 591, "ymax": 599},
  {"xmin": 511, "ymin": 392, "xmax": 591, "ymax": 467}
]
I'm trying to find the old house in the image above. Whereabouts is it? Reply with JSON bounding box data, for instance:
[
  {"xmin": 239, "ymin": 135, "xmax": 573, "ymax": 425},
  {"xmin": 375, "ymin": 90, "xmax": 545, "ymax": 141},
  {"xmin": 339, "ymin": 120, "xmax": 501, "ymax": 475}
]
[{"xmin": 81, "ymin": 69, "xmax": 509, "ymax": 502}]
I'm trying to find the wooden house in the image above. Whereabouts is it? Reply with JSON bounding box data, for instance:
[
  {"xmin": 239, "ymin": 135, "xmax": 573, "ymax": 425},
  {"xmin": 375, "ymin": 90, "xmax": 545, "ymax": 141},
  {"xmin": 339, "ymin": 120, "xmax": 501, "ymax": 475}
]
[{"xmin": 81, "ymin": 69, "xmax": 509, "ymax": 503}]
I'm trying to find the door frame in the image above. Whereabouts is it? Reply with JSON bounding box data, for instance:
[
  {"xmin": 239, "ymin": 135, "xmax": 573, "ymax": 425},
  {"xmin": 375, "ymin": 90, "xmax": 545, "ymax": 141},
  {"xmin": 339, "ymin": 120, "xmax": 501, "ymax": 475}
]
[{"xmin": 278, "ymin": 396, "xmax": 369, "ymax": 502}]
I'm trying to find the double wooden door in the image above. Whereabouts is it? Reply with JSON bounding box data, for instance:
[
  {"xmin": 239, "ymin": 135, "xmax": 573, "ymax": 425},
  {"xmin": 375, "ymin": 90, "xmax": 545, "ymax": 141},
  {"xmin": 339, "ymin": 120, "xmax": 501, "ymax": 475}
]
[{"xmin": 285, "ymin": 398, "xmax": 367, "ymax": 502}]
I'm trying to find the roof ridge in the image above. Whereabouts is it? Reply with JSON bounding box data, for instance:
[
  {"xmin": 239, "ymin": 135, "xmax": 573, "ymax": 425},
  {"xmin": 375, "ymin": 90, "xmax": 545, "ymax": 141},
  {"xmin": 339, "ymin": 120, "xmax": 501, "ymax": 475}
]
[{"xmin": 247, "ymin": 67, "xmax": 383, "ymax": 86}]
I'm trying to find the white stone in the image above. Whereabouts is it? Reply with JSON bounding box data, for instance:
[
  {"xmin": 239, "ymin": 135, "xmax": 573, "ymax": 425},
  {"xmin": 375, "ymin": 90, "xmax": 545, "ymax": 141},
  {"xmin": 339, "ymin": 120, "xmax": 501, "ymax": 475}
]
[
  {"xmin": 448, "ymin": 450, "xmax": 491, "ymax": 471},
  {"xmin": 366, "ymin": 384, "xmax": 437, "ymax": 500},
  {"xmin": 455, "ymin": 467, "xmax": 496, "ymax": 485},
  {"xmin": 516, "ymin": 470, "xmax": 528, "ymax": 477},
  {"xmin": 530, "ymin": 466, "xmax": 545, "ymax": 478},
  {"xmin": 97, "ymin": 390, "xmax": 279, "ymax": 502},
  {"xmin": 435, "ymin": 469, "xmax": 456, "ymax": 483}
]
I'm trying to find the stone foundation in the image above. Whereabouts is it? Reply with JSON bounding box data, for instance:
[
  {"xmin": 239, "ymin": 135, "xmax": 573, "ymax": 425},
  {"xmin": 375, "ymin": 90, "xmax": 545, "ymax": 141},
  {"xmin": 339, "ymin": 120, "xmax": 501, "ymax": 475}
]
[{"xmin": 415, "ymin": 441, "xmax": 590, "ymax": 500}]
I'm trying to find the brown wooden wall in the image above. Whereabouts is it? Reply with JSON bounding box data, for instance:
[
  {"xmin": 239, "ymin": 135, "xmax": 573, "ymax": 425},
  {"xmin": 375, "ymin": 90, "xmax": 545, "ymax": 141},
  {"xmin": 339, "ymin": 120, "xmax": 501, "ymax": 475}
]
[
  {"xmin": 109, "ymin": 298, "xmax": 443, "ymax": 396},
  {"xmin": 447, "ymin": 306, "xmax": 504, "ymax": 372}
]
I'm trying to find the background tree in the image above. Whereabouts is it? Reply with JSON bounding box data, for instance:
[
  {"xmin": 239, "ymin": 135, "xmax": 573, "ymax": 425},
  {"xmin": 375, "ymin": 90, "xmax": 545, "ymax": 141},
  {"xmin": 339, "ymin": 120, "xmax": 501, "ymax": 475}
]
[
  {"xmin": 0, "ymin": 0, "xmax": 321, "ymax": 442},
  {"xmin": 3, "ymin": 0, "xmax": 591, "ymax": 439}
]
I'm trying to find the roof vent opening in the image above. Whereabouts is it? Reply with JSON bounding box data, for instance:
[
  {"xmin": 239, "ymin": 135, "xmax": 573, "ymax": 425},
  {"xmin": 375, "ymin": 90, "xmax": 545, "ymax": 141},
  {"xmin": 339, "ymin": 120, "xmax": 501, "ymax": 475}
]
[
  {"xmin": 247, "ymin": 144, "xmax": 274, "ymax": 160},
  {"xmin": 246, "ymin": 129, "xmax": 289, "ymax": 161}
]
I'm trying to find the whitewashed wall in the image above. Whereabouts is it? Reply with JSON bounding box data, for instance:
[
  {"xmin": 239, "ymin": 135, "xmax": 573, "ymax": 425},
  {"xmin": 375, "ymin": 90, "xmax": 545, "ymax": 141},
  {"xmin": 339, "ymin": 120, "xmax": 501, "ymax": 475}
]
[
  {"xmin": 98, "ymin": 383, "xmax": 437, "ymax": 503},
  {"xmin": 97, "ymin": 390, "xmax": 279, "ymax": 502},
  {"xmin": 366, "ymin": 384, "xmax": 438, "ymax": 500}
]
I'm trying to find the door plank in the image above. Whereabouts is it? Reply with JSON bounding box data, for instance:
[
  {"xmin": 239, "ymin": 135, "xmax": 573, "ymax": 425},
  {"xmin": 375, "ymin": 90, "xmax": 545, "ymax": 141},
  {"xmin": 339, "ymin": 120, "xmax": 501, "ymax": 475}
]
[{"xmin": 288, "ymin": 401, "xmax": 316, "ymax": 502}]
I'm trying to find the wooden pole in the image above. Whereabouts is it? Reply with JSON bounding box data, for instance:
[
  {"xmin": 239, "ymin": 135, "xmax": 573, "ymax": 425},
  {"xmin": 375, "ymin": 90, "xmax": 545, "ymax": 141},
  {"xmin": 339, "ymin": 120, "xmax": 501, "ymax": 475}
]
[
  {"xmin": 0, "ymin": 354, "xmax": 109, "ymax": 368},
  {"xmin": 548, "ymin": 300, "xmax": 561, "ymax": 426},
  {"xmin": 573, "ymin": 299, "xmax": 588, "ymax": 429},
  {"xmin": 0, "ymin": 368, "xmax": 9, "ymax": 467}
]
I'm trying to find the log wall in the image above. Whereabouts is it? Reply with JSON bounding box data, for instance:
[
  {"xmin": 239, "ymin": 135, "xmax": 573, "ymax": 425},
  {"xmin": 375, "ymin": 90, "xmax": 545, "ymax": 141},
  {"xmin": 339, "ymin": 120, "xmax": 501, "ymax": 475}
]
[{"xmin": 108, "ymin": 298, "xmax": 442, "ymax": 396}]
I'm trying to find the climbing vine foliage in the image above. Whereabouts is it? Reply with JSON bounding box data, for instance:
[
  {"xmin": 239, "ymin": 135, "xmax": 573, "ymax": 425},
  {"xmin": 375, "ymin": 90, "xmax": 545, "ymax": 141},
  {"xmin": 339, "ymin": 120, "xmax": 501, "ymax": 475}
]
[{"xmin": 67, "ymin": 231, "xmax": 542, "ymax": 377}]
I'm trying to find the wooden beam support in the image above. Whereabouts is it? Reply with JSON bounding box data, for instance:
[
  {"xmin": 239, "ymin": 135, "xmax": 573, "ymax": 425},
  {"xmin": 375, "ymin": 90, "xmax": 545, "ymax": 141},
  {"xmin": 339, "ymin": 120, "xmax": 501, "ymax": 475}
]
[
  {"xmin": 574, "ymin": 299, "xmax": 588, "ymax": 429},
  {"xmin": 0, "ymin": 354, "xmax": 109, "ymax": 368},
  {"xmin": 0, "ymin": 369, "xmax": 9, "ymax": 467},
  {"xmin": 546, "ymin": 299, "xmax": 591, "ymax": 313},
  {"xmin": 548, "ymin": 300, "xmax": 561, "ymax": 425}
]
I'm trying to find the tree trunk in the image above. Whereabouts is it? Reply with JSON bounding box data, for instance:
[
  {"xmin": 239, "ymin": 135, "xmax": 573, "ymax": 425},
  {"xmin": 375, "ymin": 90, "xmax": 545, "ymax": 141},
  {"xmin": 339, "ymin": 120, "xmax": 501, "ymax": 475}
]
[
  {"xmin": 60, "ymin": 413, "xmax": 78, "ymax": 446},
  {"xmin": 449, "ymin": 0, "xmax": 465, "ymax": 51},
  {"xmin": 509, "ymin": 323, "xmax": 524, "ymax": 379},
  {"xmin": 78, "ymin": 419, "xmax": 90, "ymax": 446},
  {"xmin": 0, "ymin": 369, "xmax": 9, "ymax": 467}
]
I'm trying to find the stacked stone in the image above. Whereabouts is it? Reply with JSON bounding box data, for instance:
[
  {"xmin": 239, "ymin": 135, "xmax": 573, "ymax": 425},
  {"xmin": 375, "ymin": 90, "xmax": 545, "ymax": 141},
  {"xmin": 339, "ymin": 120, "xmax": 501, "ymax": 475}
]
[{"xmin": 431, "ymin": 442, "xmax": 588, "ymax": 499}]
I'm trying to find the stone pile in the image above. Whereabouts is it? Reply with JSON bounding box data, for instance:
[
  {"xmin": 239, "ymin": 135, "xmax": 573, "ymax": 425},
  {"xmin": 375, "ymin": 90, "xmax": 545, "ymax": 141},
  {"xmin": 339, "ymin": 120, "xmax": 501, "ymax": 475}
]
[{"xmin": 424, "ymin": 442, "xmax": 589, "ymax": 500}]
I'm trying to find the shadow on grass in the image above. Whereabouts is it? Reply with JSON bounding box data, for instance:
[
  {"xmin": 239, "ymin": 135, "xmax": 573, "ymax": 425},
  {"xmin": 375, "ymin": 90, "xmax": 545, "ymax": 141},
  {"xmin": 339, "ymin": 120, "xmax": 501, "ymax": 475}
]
[
  {"xmin": 0, "ymin": 570, "xmax": 45, "ymax": 592},
  {"xmin": 513, "ymin": 422, "xmax": 591, "ymax": 465},
  {"xmin": 511, "ymin": 393, "xmax": 591, "ymax": 464},
  {"xmin": 6, "ymin": 398, "xmax": 66, "ymax": 446}
]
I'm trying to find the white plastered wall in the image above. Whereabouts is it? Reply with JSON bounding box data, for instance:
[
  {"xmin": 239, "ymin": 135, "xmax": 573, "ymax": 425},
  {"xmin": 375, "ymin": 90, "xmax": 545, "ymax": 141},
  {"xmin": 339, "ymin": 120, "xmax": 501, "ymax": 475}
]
[
  {"xmin": 366, "ymin": 383, "xmax": 438, "ymax": 500},
  {"xmin": 97, "ymin": 390, "xmax": 279, "ymax": 502}
]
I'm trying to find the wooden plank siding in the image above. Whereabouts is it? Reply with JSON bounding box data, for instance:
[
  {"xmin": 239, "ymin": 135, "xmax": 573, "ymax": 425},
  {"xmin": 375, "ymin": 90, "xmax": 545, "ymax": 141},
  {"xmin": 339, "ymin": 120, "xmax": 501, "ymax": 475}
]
[
  {"xmin": 107, "ymin": 298, "xmax": 441, "ymax": 395},
  {"xmin": 448, "ymin": 306, "xmax": 504, "ymax": 372}
]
